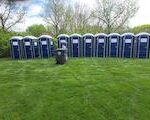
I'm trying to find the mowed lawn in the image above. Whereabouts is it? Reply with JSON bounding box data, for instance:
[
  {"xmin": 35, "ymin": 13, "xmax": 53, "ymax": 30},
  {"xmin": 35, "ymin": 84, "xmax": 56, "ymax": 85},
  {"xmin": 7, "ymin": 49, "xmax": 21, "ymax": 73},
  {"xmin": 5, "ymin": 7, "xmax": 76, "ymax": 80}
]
[{"xmin": 0, "ymin": 58, "xmax": 150, "ymax": 120}]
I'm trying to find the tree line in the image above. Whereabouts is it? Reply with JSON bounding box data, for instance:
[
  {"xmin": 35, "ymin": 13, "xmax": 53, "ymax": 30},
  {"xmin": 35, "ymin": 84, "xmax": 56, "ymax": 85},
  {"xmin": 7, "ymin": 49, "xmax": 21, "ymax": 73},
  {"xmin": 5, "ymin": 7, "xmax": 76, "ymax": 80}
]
[{"xmin": 0, "ymin": 0, "xmax": 138, "ymax": 35}]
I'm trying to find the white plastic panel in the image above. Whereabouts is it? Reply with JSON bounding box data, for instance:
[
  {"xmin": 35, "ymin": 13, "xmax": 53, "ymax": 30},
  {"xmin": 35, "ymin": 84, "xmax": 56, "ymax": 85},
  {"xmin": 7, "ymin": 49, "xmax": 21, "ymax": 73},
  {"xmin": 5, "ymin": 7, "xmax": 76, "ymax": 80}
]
[
  {"xmin": 140, "ymin": 38, "xmax": 148, "ymax": 43},
  {"xmin": 42, "ymin": 41, "xmax": 47, "ymax": 45},
  {"xmin": 86, "ymin": 39, "xmax": 91, "ymax": 43},
  {"xmin": 73, "ymin": 39, "xmax": 79, "ymax": 44},
  {"xmin": 125, "ymin": 39, "xmax": 132, "ymax": 43},
  {"xmin": 111, "ymin": 39, "xmax": 117, "ymax": 43},
  {"xmin": 51, "ymin": 41, "xmax": 53, "ymax": 45},
  {"xmin": 25, "ymin": 42, "xmax": 30, "ymax": 46},
  {"xmin": 99, "ymin": 39, "xmax": 104, "ymax": 43},
  {"xmin": 60, "ymin": 40, "xmax": 66, "ymax": 43},
  {"xmin": 12, "ymin": 42, "xmax": 18, "ymax": 46},
  {"xmin": 34, "ymin": 42, "xmax": 38, "ymax": 46}
]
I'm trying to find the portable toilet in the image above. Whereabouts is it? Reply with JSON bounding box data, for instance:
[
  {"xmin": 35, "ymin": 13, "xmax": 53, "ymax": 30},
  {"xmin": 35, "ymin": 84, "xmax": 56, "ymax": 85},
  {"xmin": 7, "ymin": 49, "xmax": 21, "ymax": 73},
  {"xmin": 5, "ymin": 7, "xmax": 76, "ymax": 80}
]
[
  {"xmin": 135, "ymin": 33, "xmax": 150, "ymax": 58},
  {"xmin": 95, "ymin": 33, "xmax": 107, "ymax": 57},
  {"xmin": 57, "ymin": 34, "xmax": 70, "ymax": 56},
  {"xmin": 83, "ymin": 33, "xmax": 95, "ymax": 57},
  {"xmin": 22, "ymin": 36, "xmax": 37, "ymax": 59},
  {"xmin": 70, "ymin": 33, "xmax": 82, "ymax": 57},
  {"xmin": 121, "ymin": 33, "xmax": 134, "ymax": 58},
  {"xmin": 39, "ymin": 35, "xmax": 54, "ymax": 58},
  {"xmin": 10, "ymin": 36, "xmax": 23, "ymax": 59},
  {"xmin": 108, "ymin": 33, "xmax": 121, "ymax": 57}
]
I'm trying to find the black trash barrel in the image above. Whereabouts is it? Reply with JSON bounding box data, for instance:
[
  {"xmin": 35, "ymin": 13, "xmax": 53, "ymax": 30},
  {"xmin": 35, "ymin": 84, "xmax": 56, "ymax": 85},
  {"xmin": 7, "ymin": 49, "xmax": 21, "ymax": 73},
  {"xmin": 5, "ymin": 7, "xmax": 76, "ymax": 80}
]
[{"xmin": 55, "ymin": 48, "xmax": 68, "ymax": 64}]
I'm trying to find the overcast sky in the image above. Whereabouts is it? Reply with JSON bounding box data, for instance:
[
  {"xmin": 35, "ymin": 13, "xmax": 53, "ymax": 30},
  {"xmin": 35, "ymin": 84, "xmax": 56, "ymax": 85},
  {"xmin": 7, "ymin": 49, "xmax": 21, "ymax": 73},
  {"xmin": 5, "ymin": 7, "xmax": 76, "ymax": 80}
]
[{"xmin": 15, "ymin": 0, "xmax": 150, "ymax": 32}]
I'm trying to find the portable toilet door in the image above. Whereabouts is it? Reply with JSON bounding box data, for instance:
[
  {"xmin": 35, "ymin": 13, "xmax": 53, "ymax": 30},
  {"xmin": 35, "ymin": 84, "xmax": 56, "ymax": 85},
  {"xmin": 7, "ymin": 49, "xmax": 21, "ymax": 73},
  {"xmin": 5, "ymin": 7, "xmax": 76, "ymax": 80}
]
[
  {"xmin": 10, "ymin": 36, "xmax": 23, "ymax": 59},
  {"xmin": 95, "ymin": 33, "xmax": 107, "ymax": 57},
  {"xmin": 50, "ymin": 40, "xmax": 55, "ymax": 57},
  {"xmin": 33, "ymin": 40, "xmax": 39, "ymax": 58},
  {"xmin": 121, "ymin": 33, "xmax": 134, "ymax": 58},
  {"xmin": 57, "ymin": 34, "xmax": 70, "ymax": 56},
  {"xmin": 39, "ymin": 35, "xmax": 53, "ymax": 58},
  {"xmin": 70, "ymin": 34, "xmax": 82, "ymax": 57},
  {"xmin": 22, "ymin": 36, "xmax": 35, "ymax": 59},
  {"xmin": 83, "ymin": 33, "xmax": 94, "ymax": 57},
  {"xmin": 108, "ymin": 33, "xmax": 120, "ymax": 57},
  {"xmin": 135, "ymin": 33, "xmax": 150, "ymax": 58}
]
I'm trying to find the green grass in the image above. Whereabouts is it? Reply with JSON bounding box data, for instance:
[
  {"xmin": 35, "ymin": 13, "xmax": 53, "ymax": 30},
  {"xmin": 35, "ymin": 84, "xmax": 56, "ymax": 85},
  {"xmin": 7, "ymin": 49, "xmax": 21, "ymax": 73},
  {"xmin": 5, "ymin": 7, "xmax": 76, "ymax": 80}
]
[{"xmin": 0, "ymin": 58, "xmax": 150, "ymax": 120}]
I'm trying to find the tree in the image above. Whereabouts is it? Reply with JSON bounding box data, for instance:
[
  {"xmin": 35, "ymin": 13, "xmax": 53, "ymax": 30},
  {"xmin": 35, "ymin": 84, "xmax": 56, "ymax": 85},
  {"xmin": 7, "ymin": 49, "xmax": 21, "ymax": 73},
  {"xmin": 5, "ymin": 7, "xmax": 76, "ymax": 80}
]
[
  {"xmin": 43, "ymin": 0, "xmax": 66, "ymax": 36},
  {"xmin": 26, "ymin": 24, "xmax": 47, "ymax": 37},
  {"xmin": 71, "ymin": 2, "xmax": 92, "ymax": 33},
  {"xmin": 0, "ymin": 0, "xmax": 26, "ymax": 31},
  {"xmin": 93, "ymin": 0, "xmax": 138, "ymax": 34},
  {"xmin": 131, "ymin": 24, "xmax": 150, "ymax": 34}
]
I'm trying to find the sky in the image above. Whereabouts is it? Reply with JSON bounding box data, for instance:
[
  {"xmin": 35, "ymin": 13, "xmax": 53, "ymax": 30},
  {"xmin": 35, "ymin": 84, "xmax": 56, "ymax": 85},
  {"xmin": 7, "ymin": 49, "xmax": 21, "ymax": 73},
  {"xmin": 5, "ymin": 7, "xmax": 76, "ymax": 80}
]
[{"xmin": 14, "ymin": 0, "xmax": 150, "ymax": 32}]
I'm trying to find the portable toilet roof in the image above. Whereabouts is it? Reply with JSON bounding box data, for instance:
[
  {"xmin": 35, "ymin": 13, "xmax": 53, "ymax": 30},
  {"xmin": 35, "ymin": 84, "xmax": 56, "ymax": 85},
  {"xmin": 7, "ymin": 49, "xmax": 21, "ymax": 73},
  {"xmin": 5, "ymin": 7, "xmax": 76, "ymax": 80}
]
[
  {"xmin": 136, "ymin": 32, "xmax": 150, "ymax": 37},
  {"xmin": 95, "ymin": 33, "xmax": 107, "ymax": 37},
  {"xmin": 23, "ymin": 36, "xmax": 37, "ymax": 40},
  {"xmin": 70, "ymin": 33, "xmax": 82, "ymax": 37},
  {"xmin": 39, "ymin": 35, "xmax": 52, "ymax": 39},
  {"xmin": 122, "ymin": 33, "xmax": 134, "ymax": 37},
  {"xmin": 10, "ymin": 36, "xmax": 23, "ymax": 40},
  {"xmin": 83, "ymin": 33, "xmax": 94, "ymax": 37},
  {"xmin": 58, "ymin": 34, "xmax": 70, "ymax": 38},
  {"xmin": 108, "ymin": 33, "xmax": 120, "ymax": 37}
]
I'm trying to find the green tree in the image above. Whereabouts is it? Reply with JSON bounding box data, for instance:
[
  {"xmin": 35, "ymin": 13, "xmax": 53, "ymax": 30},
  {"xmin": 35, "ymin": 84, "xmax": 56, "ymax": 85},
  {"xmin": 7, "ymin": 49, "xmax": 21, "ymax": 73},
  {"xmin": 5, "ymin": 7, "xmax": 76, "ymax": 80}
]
[
  {"xmin": 93, "ymin": 0, "xmax": 138, "ymax": 34},
  {"xmin": 0, "ymin": 29, "xmax": 15, "ymax": 57},
  {"xmin": 131, "ymin": 24, "xmax": 150, "ymax": 34},
  {"xmin": 26, "ymin": 24, "xmax": 47, "ymax": 37}
]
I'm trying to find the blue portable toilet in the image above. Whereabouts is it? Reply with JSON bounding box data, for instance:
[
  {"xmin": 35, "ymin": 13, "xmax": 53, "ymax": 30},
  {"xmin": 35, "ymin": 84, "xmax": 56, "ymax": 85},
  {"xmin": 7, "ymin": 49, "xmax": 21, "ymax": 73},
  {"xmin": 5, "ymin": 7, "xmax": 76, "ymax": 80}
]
[
  {"xmin": 135, "ymin": 33, "xmax": 150, "ymax": 58},
  {"xmin": 22, "ymin": 36, "xmax": 37, "ymax": 59},
  {"xmin": 95, "ymin": 33, "xmax": 107, "ymax": 57},
  {"xmin": 83, "ymin": 33, "xmax": 95, "ymax": 57},
  {"xmin": 70, "ymin": 33, "xmax": 82, "ymax": 57},
  {"xmin": 108, "ymin": 33, "xmax": 121, "ymax": 57},
  {"xmin": 10, "ymin": 36, "xmax": 23, "ymax": 59},
  {"xmin": 57, "ymin": 34, "xmax": 70, "ymax": 56},
  {"xmin": 121, "ymin": 33, "xmax": 134, "ymax": 58},
  {"xmin": 39, "ymin": 35, "xmax": 54, "ymax": 58}
]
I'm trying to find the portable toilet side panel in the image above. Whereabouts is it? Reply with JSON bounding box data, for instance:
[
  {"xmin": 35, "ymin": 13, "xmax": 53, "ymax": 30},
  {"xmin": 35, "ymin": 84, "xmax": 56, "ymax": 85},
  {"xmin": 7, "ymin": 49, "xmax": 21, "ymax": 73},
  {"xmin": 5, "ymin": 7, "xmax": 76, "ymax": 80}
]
[
  {"xmin": 70, "ymin": 34, "xmax": 82, "ymax": 57},
  {"xmin": 10, "ymin": 37, "xmax": 23, "ymax": 59},
  {"xmin": 58, "ymin": 34, "xmax": 70, "ymax": 56},
  {"xmin": 121, "ymin": 33, "xmax": 134, "ymax": 58},
  {"xmin": 95, "ymin": 33, "xmax": 107, "ymax": 57},
  {"xmin": 83, "ymin": 34, "xmax": 94, "ymax": 57},
  {"xmin": 135, "ymin": 33, "xmax": 150, "ymax": 58},
  {"xmin": 22, "ymin": 37, "xmax": 34, "ymax": 59},
  {"xmin": 108, "ymin": 33, "xmax": 120, "ymax": 57}
]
